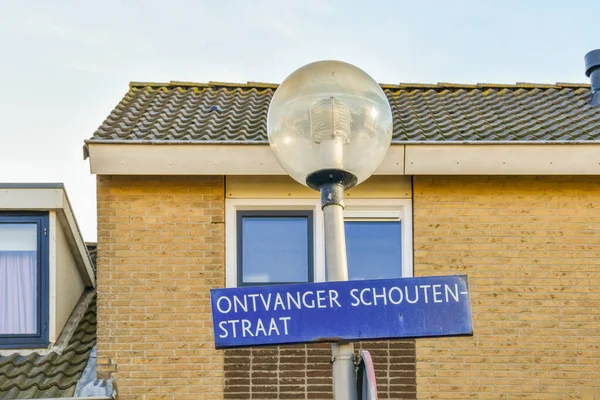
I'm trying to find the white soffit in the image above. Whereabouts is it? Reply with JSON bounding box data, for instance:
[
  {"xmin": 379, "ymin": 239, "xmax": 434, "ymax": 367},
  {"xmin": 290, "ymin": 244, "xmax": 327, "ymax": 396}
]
[
  {"xmin": 0, "ymin": 184, "xmax": 95, "ymax": 287},
  {"xmin": 87, "ymin": 143, "xmax": 600, "ymax": 176}
]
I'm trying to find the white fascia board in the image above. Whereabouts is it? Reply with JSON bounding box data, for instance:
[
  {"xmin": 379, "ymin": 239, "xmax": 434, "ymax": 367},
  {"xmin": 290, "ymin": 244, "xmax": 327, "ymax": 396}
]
[
  {"xmin": 87, "ymin": 143, "xmax": 406, "ymax": 175},
  {"xmin": 0, "ymin": 187, "xmax": 64, "ymax": 209},
  {"xmin": 87, "ymin": 142, "xmax": 600, "ymax": 176},
  {"xmin": 405, "ymin": 144, "xmax": 600, "ymax": 175},
  {"xmin": 0, "ymin": 185, "xmax": 95, "ymax": 287},
  {"xmin": 58, "ymin": 191, "xmax": 95, "ymax": 287}
]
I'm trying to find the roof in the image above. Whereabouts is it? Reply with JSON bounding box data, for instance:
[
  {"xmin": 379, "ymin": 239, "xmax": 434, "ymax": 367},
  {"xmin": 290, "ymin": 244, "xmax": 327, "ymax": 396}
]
[
  {"xmin": 0, "ymin": 292, "xmax": 97, "ymax": 399},
  {"xmin": 88, "ymin": 81, "xmax": 600, "ymax": 144},
  {"xmin": 86, "ymin": 243, "xmax": 97, "ymax": 274}
]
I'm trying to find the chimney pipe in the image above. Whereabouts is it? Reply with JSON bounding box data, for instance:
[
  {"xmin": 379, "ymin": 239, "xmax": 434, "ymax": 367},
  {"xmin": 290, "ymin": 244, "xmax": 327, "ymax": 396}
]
[{"xmin": 585, "ymin": 49, "xmax": 600, "ymax": 106}]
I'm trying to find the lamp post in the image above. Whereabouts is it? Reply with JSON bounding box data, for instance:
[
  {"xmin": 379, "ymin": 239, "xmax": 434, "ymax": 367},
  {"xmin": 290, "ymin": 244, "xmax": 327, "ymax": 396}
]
[{"xmin": 267, "ymin": 60, "xmax": 393, "ymax": 400}]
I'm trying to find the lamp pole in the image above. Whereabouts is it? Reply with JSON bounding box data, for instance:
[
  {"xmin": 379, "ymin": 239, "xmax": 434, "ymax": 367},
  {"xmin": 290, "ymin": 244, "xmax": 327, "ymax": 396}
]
[
  {"xmin": 307, "ymin": 171, "xmax": 358, "ymax": 400},
  {"xmin": 267, "ymin": 60, "xmax": 393, "ymax": 400}
]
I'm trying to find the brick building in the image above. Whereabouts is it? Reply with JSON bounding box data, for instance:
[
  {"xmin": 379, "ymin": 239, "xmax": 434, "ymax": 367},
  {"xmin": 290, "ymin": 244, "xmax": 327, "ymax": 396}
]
[{"xmin": 84, "ymin": 75, "xmax": 600, "ymax": 399}]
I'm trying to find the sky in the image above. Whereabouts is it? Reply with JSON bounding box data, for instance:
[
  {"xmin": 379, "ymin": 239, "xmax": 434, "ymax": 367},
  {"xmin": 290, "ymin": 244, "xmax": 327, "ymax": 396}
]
[{"xmin": 0, "ymin": 0, "xmax": 598, "ymax": 241}]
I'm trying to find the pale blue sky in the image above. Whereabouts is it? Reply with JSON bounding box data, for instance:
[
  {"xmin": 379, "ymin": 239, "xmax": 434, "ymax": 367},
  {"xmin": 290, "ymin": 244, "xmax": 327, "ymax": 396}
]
[{"xmin": 0, "ymin": 0, "xmax": 598, "ymax": 241}]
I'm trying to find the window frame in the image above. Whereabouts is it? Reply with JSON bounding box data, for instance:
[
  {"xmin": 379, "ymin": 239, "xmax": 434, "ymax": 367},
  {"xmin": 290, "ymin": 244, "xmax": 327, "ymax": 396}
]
[
  {"xmin": 343, "ymin": 198, "xmax": 413, "ymax": 279},
  {"xmin": 226, "ymin": 198, "xmax": 412, "ymax": 287},
  {"xmin": 0, "ymin": 212, "xmax": 50, "ymax": 349},
  {"xmin": 236, "ymin": 210, "xmax": 315, "ymax": 286},
  {"xmin": 226, "ymin": 199, "xmax": 324, "ymax": 288}
]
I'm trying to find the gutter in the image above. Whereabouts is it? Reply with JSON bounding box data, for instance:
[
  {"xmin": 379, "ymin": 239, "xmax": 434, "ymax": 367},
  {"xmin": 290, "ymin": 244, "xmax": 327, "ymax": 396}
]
[
  {"xmin": 83, "ymin": 139, "xmax": 600, "ymax": 160},
  {"xmin": 84, "ymin": 139, "xmax": 600, "ymax": 145}
]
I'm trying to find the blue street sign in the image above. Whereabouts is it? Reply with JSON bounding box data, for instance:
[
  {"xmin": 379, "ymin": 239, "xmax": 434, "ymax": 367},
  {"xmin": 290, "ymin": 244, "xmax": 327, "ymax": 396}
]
[{"xmin": 210, "ymin": 275, "xmax": 473, "ymax": 349}]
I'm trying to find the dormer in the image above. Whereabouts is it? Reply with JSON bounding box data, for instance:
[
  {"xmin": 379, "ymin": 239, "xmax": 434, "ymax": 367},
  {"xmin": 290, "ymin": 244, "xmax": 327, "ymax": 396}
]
[{"xmin": 0, "ymin": 183, "xmax": 94, "ymax": 349}]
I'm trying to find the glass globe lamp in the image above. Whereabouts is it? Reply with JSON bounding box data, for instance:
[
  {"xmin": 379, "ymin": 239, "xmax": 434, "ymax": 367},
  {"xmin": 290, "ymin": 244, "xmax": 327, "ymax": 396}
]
[{"xmin": 267, "ymin": 60, "xmax": 393, "ymax": 190}]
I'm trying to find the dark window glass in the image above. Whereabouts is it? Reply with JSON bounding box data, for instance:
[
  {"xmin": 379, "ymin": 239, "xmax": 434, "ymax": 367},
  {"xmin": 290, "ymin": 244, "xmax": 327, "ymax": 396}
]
[
  {"xmin": 238, "ymin": 211, "xmax": 313, "ymax": 286},
  {"xmin": 345, "ymin": 220, "xmax": 402, "ymax": 281}
]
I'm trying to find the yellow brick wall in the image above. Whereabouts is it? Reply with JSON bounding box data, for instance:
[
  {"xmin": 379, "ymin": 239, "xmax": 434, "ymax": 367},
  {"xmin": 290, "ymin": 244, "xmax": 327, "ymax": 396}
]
[
  {"xmin": 96, "ymin": 176, "xmax": 225, "ymax": 400},
  {"xmin": 413, "ymin": 176, "xmax": 600, "ymax": 399}
]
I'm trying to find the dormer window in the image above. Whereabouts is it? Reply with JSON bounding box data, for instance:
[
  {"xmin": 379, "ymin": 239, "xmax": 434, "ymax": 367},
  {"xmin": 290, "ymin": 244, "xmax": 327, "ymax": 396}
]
[
  {"xmin": 0, "ymin": 184, "xmax": 94, "ymax": 353},
  {"xmin": 0, "ymin": 213, "xmax": 49, "ymax": 348}
]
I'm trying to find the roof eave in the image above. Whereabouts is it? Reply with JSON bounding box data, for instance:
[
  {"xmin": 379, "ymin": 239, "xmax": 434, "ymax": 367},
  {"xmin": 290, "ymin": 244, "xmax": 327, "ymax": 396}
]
[
  {"xmin": 84, "ymin": 139, "xmax": 600, "ymax": 145},
  {"xmin": 85, "ymin": 142, "xmax": 600, "ymax": 176}
]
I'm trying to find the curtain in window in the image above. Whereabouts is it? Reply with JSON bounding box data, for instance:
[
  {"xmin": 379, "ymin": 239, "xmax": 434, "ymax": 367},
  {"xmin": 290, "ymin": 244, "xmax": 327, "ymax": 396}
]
[{"xmin": 0, "ymin": 251, "xmax": 37, "ymax": 334}]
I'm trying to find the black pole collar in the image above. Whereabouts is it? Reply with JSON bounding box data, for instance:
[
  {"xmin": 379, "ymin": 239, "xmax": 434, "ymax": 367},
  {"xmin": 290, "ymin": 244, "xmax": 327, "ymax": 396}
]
[{"xmin": 306, "ymin": 169, "xmax": 358, "ymax": 191}]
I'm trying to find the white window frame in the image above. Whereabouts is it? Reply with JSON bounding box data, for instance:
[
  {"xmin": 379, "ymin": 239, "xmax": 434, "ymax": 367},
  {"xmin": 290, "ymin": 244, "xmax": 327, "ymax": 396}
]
[
  {"xmin": 343, "ymin": 198, "xmax": 413, "ymax": 279},
  {"xmin": 225, "ymin": 198, "xmax": 413, "ymax": 287},
  {"xmin": 225, "ymin": 199, "xmax": 324, "ymax": 287}
]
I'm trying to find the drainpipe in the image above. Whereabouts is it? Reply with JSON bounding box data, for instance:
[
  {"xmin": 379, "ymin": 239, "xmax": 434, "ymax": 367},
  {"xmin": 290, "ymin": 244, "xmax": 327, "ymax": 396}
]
[{"xmin": 584, "ymin": 49, "xmax": 600, "ymax": 106}]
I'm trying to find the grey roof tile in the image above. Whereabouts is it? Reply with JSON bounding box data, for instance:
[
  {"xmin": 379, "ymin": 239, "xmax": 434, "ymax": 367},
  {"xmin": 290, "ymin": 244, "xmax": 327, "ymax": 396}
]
[
  {"xmin": 89, "ymin": 81, "xmax": 600, "ymax": 143},
  {"xmin": 0, "ymin": 293, "xmax": 97, "ymax": 399}
]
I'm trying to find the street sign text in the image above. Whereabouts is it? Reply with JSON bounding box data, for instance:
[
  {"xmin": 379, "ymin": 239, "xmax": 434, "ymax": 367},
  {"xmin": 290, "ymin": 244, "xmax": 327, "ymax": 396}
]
[{"xmin": 210, "ymin": 275, "xmax": 473, "ymax": 348}]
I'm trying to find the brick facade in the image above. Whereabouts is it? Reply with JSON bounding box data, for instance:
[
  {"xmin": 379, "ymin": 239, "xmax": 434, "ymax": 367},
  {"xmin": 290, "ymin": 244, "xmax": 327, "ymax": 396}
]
[
  {"xmin": 224, "ymin": 341, "xmax": 416, "ymax": 400},
  {"xmin": 96, "ymin": 174, "xmax": 600, "ymax": 399},
  {"xmin": 96, "ymin": 175, "xmax": 417, "ymax": 399},
  {"xmin": 413, "ymin": 176, "xmax": 600, "ymax": 399},
  {"xmin": 96, "ymin": 176, "xmax": 225, "ymax": 400}
]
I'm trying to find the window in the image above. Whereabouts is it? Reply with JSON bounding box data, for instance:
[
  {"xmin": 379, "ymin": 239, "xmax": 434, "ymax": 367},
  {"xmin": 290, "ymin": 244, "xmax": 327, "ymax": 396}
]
[
  {"xmin": 345, "ymin": 219, "xmax": 402, "ymax": 280},
  {"xmin": 227, "ymin": 198, "xmax": 412, "ymax": 287},
  {"xmin": 0, "ymin": 213, "xmax": 49, "ymax": 348},
  {"xmin": 237, "ymin": 211, "xmax": 314, "ymax": 286}
]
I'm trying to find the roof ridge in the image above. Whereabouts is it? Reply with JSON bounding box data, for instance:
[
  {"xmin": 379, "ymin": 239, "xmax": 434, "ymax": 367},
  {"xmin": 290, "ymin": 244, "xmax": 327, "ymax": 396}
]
[{"xmin": 128, "ymin": 80, "xmax": 590, "ymax": 90}]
